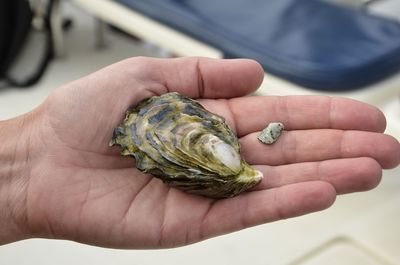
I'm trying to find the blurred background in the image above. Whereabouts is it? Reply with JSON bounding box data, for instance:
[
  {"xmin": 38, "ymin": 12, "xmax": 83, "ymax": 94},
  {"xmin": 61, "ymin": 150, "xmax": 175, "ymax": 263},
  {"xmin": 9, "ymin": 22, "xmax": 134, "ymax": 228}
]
[{"xmin": 0, "ymin": 0, "xmax": 399, "ymax": 264}]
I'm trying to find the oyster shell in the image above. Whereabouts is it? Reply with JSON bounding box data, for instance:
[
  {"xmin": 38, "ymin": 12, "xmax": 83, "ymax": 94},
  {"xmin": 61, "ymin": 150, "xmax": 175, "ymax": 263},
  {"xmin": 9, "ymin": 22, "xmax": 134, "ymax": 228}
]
[
  {"xmin": 110, "ymin": 92, "xmax": 263, "ymax": 198},
  {"xmin": 258, "ymin": 122, "xmax": 284, "ymax": 144}
]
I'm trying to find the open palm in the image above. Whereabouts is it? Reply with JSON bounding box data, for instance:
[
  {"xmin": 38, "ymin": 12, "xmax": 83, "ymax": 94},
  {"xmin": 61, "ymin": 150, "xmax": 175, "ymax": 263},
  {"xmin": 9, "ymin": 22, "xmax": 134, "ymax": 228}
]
[{"xmin": 25, "ymin": 57, "xmax": 400, "ymax": 249}]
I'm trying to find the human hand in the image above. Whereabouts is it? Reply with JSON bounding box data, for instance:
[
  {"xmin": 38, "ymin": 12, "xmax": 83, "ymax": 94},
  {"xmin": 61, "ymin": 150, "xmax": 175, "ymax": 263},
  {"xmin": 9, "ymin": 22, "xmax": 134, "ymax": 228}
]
[{"xmin": 1, "ymin": 57, "xmax": 399, "ymax": 248}]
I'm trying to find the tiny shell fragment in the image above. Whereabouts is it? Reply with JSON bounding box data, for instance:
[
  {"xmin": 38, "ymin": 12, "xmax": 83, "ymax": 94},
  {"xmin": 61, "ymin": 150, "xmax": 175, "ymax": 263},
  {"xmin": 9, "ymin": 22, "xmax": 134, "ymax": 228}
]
[{"xmin": 257, "ymin": 122, "xmax": 284, "ymax": 144}]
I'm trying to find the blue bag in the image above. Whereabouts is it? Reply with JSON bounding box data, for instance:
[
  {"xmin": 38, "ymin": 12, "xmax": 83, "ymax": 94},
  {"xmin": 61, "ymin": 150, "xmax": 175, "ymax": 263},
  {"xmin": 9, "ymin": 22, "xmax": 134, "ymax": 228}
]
[{"xmin": 117, "ymin": 0, "xmax": 400, "ymax": 91}]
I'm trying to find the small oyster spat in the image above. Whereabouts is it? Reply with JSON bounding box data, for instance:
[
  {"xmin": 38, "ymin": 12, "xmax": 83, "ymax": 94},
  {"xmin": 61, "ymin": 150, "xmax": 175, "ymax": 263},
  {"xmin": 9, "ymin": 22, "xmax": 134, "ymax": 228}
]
[
  {"xmin": 110, "ymin": 92, "xmax": 263, "ymax": 198},
  {"xmin": 257, "ymin": 122, "xmax": 284, "ymax": 145}
]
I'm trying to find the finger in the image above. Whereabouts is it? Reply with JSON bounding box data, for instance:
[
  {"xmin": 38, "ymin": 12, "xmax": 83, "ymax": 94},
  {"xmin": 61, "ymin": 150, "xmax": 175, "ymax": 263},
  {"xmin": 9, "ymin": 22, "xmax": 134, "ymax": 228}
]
[
  {"xmin": 200, "ymin": 181, "xmax": 336, "ymax": 239},
  {"xmin": 157, "ymin": 57, "xmax": 265, "ymax": 99},
  {"xmin": 74, "ymin": 57, "xmax": 263, "ymax": 116},
  {"xmin": 200, "ymin": 95, "xmax": 386, "ymax": 135},
  {"xmin": 253, "ymin": 157, "xmax": 382, "ymax": 194},
  {"xmin": 240, "ymin": 130, "xmax": 400, "ymax": 169}
]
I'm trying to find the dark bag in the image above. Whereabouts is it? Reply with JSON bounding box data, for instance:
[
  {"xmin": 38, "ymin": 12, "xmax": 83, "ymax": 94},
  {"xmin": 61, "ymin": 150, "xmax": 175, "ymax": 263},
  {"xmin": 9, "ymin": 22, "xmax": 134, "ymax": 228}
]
[{"xmin": 0, "ymin": 0, "xmax": 54, "ymax": 88}]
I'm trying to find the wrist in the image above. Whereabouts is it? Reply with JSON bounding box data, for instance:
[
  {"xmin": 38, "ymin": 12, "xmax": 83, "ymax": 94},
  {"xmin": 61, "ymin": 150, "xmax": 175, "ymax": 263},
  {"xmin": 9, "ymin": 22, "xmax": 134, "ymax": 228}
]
[{"xmin": 0, "ymin": 115, "xmax": 33, "ymax": 244}]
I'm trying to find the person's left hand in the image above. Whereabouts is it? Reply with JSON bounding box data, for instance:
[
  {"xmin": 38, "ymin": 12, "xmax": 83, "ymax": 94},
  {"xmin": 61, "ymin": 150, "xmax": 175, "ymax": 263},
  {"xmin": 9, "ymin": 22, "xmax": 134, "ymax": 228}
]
[{"xmin": 3, "ymin": 57, "xmax": 399, "ymax": 248}]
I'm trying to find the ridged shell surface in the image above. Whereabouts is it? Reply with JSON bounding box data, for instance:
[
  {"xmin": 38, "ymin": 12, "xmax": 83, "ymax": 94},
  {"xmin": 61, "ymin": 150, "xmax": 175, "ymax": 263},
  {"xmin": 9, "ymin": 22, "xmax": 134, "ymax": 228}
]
[{"xmin": 110, "ymin": 92, "xmax": 263, "ymax": 198}]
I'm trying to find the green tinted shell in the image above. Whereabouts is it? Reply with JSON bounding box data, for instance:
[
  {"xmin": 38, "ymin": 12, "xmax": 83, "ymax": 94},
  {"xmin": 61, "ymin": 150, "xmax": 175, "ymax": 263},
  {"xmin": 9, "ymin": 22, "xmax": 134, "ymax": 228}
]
[{"xmin": 110, "ymin": 92, "xmax": 263, "ymax": 198}]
